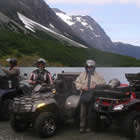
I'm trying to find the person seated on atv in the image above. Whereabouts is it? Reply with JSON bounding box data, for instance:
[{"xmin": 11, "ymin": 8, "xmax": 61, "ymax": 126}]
[
  {"xmin": 75, "ymin": 59, "xmax": 106, "ymax": 133},
  {"xmin": 28, "ymin": 58, "xmax": 53, "ymax": 90},
  {"xmin": 2, "ymin": 58, "xmax": 20, "ymax": 89}
]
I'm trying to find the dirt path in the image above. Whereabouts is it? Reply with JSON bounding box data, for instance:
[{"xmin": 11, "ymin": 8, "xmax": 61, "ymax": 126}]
[{"xmin": 0, "ymin": 121, "xmax": 130, "ymax": 140}]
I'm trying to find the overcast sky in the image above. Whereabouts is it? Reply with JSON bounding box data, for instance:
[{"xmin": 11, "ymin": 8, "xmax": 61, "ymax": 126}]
[{"xmin": 45, "ymin": 0, "xmax": 140, "ymax": 46}]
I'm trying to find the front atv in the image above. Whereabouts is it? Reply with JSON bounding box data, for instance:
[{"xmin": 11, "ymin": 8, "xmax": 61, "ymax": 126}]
[
  {"xmin": 11, "ymin": 91, "xmax": 58, "ymax": 137},
  {"xmin": 93, "ymin": 73, "xmax": 140, "ymax": 139},
  {"xmin": 0, "ymin": 66, "xmax": 24, "ymax": 120},
  {"xmin": 10, "ymin": 72, "xmax": 80, "ymax": 138}
]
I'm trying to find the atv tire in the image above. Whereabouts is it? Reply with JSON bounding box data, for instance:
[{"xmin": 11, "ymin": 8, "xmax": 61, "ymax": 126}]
[
  {"xmin": 91, "ymin": 111, "xmax": 102, "ymax": 131},
  {"xmin": 1, "ymin": 99, "xmax": 12, "ymax": 120},
  {"xmin": 123, "ymin": 111, "xmax": 140, "ymax": 139},
  {"xmin": 10, "ymin": 115, "xmax": 27, "ymax": 132},
  {"xmin": 34, "ymin": 112, "xmax": 56, "ymax": 138},
  {"xmin": 91, "ymin": 112, "xmax": 111, "ymax": 131}
]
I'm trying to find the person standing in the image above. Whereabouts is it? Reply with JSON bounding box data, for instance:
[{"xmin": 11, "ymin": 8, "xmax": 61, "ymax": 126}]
[{"xmin": 75, "ymin": 59, "xmax": 106, "ymax": 133}]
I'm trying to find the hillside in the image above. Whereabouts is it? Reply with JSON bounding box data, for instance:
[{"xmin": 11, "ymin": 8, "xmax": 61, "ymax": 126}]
[{"xmin": 0, "ymin": 28, "xmax": 140, "ymax": 67}]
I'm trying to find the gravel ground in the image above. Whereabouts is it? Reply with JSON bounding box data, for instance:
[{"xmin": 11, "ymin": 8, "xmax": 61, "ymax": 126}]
[{"xmin": 0, "ymin": 121, "xmax": 131, "ymax": 140}]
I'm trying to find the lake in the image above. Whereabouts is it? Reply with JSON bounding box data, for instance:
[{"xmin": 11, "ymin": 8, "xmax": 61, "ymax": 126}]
[{"xmin": 20, "ymin": 67, "xmax": 140, "ymax": 84}]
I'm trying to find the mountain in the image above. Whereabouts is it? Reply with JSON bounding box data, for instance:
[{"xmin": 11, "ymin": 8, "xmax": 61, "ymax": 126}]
[
  {"xmin": 53, "ymin": 8, "xmax": 114, "ymax": 51},
  {"xmin": 0, "ymin": 0, "xmax": 140, "ymax": 66},
  {"xmin": 0, "ymin": 0, "xmax": 89, "ymax": 47},
  {"xmin": 113, "ymin": 42, "xmax": 140, "ymax": 59},
  {"xmin": 53, "ymin": 8, "xmax": 140, "ymax": 59}
]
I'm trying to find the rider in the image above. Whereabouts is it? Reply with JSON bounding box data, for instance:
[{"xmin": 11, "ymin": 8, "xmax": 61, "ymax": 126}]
[
  {"xmin": 28, "ymin": 58, "xmax": 53, "ymax": 89},
  {"xmin": 75, "ymin": 59, "xmax": 106, "ymax": 133},
  {"xmin": 2, "ymin": 58, "xmax": 20, "ymax": 89}
]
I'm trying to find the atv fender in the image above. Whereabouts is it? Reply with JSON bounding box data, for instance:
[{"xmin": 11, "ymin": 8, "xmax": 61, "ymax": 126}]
[
  {"xmin": 125, "ymin": 99, "xmax": 140, "ymax": 111},
  {"xmin": 32, "ymin": 98, "xmax": 57, "ymax": 112},
  {"xmin": 65, "ymin": 95, "xmax": 80, "ymax": 110},
  {"xmin": 0, "ymin": 89, "xmax": 16, "ymax": 102}
]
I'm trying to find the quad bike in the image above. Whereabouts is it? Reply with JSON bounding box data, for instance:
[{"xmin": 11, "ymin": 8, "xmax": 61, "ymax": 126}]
[
  {"xmin": 10, "ymin": 72, "xmax": 80, "ymax": 138},
  {"xmin": 93, "ymin": 73, "xmax": 140, "ymax": 139},
  {"xmin": 0, "ymin": 66, "xmax": 23, "ymax": 120}
]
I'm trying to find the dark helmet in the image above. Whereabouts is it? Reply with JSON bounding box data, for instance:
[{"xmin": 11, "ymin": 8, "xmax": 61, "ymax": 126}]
[
  {"xmin": 109, "ymin": 78, "xmax": 120, "ymax": 88},
  {"xmin": 6, "ymin": 58, "xmax": 17, "ymax": 66}
]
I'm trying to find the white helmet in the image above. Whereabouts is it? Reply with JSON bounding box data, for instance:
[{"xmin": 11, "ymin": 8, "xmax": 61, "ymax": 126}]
[
  {"xmin": 37, "ymin": 58, "xmax": 46, "ymax": 64},
  {"xmin": 109, "ymin": 78, "xmax": 120, "ymax": 88},
  {"xmin": 85, "ymin": 59, "xmax": 96, "ymax": 67}
]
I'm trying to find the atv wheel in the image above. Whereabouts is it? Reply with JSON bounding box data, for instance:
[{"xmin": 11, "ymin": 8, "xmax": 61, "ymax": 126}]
[
  {"xmin": 91, "ymin": 112, "xmax": 102, "ymax": 131},
  {"xmin": 91, "ymin": 112, "xmax": 111, "ymax": 131},
  {"xmin": 10, "ymin": 115, "xmax": 27, "ymax": 132},
  {"xmin": 1, "ymin": 99, "xmax": 12, "ymax": 120},
  {"xmin": 133, "ymin": 117, "xmax": 140, "ymax": 139},
  {"xmin": 34, "ymin": 112, "xmax": 56, "ymax": 138},
  {"xmin": 123, "ymin": 111, "xmax": 140, "ymax": 139}
]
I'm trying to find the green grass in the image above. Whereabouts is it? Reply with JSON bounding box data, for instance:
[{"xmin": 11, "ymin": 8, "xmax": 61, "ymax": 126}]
[{"xmin": 0, "ymin": 28, "xmax": 140, "ymax": 67}]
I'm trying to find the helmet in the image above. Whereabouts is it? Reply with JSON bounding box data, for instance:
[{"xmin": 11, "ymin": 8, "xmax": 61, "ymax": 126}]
[
  {"xmin": 109, "ymin": 78, "xmax": 120, "ymax": 88},
  {"xmin": 37, "ymin": 58, "xmax": 46, "ymax": 64},
  {"xmin": 85, "ymin": 59, "xmax": 96, "ymax": 67},
  {"xmin": 85, "ymin": 59, "xmax": 96, "ymax": 73},
  {"xmin": 6, "ymin": 58, "xmax": 17, "ymax": 66}
]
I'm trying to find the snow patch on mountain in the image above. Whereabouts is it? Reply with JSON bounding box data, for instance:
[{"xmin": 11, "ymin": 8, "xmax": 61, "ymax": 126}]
[
  {"xmin": 56, "ymin": 13, "xmax": 75, "ymax": 26},
  {"xmin": 18, "ymin": 13, "xmax": 35, "ymax": 32},
  {"xmin": 55, "ymin": 12, "xmax": 100, "ymax": 38},
  {"xmin": 49, "ymin": 24, "xmax": 55, "ymax": 28},
  {"xmin": 80, "ymin": 29, "xmax": 84, "ymax": 32},
  {"xmin": 17, "ymin": 12, "xmax": 87, "ymax": 48}
]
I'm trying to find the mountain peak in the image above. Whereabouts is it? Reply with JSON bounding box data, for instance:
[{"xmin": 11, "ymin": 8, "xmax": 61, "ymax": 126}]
[{"xmin": 53, "ymin": 8, "xmax": 66, "ymax": 14}]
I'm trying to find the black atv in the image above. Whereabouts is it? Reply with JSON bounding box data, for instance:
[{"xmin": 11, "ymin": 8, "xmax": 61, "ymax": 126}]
[
  {"xmin": 0, "ymin": 66, "xmax": 23, "ymax": 120},
  {"xmin": 92, "ymin": 73, "xmax": 140, "ymax": 139},
  {"xmin": 10, "ymin": 72, "xmax": 80, "ymax": 138}
]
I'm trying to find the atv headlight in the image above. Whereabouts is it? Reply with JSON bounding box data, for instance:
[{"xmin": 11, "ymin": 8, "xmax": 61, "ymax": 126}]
[
  {"xmin": 37, "ymin": 103, "xmax": 46, "ymax": 108},
  {"xmin": 52, "ymin": 89, "xmax": 56, "ymax": 94},
  {"xmin": 113, "ymin": 104, "xmax": 124, "ymax": 111},
  {"xmin": 94, "ymin": 102, "xmax": 99, "ymax": 109}
]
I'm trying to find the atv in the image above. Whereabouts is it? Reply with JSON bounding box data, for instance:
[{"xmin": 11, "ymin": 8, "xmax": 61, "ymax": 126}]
[
  {"xmin": 0, "ymin": 66, "xmax": 23, "ymax": 120},
  {"xmin": 10, "ymin": 72, "xmax": 80, "ymax": 138},
  {"xmin": 93, "ymin": 73, "xmax": 140, "ymax": 139}
]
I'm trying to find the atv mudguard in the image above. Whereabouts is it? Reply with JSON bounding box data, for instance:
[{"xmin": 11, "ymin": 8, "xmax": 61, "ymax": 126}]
[
  {"xmin": 0, "ymin": 89, "xmax": 16, "ymax": 102},
  {"xmin": 125, "ymin": 99, "xmax": 140, "ymax": 111}
]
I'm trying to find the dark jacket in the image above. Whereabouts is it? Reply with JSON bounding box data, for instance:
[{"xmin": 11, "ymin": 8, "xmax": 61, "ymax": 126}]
[{"xmin": 28, "ymin": 69, "xmax": 53, "ymax": 86}]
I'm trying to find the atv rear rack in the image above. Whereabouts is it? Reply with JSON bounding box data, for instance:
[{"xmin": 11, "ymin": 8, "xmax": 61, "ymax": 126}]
[{"xmin": 97, "ymin": 97, "xmax": 130, "ymax": 101}]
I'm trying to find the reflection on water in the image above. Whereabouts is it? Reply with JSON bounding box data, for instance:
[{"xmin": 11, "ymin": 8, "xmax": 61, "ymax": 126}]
[{"xmin": 20, "ymin": 67, "xmax": 140, "ymax": 84}]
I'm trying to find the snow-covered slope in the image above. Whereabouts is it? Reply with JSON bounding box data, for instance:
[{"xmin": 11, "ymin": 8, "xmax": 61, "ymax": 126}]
[
  {"xmin": 54, "ymin": 9, "xmax": 113, "ymax": 51},
  {"xmin": 18, "ymin": 12, "xmax": 87, "ymax": 48}
]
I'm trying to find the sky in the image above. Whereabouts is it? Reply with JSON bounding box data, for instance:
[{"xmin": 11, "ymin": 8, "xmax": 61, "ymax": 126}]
[{"xmin": 45, "ymin": 0, "xmax": 140, "ymax": 46}]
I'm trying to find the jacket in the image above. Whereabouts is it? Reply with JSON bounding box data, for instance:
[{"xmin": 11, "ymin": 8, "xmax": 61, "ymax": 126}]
[
  {"xmin": 28, "ymin": 69, "xmax": 53, "ymax": 86},
  {"xmin": 2, "ymin": 66, "xmax": 20, "ymax": 88},
  {"xmin": 75, "ymin": 71, "xmax": 106, "ymax": 91}
]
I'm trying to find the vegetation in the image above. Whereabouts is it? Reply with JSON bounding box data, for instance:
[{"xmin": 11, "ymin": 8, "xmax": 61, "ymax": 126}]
[{"xmin": 0, "ymin": 28, "xmax": 140, "ymax": 67}]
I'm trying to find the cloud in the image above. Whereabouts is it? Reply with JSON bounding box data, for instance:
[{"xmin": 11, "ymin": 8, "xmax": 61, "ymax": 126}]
[{"xmin": 46, "ymin": 0, "xmax": 140, "ymax": 6}]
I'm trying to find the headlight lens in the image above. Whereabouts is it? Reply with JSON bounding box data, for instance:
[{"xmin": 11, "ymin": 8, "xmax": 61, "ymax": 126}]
[
  {"xmin": 37, "ymin": 103, "xmax": 46, "ymax": 108},
  {"xmin": 94, "ymin": 102, "xmax": 99, "ymax": 109},
  {"xmin": 113, "ymin": 104, "xmax": 124, "ymax": 111},
  {"xmin": 52, "ymin": 89, "xmax": 56, "ymax": 94}
]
